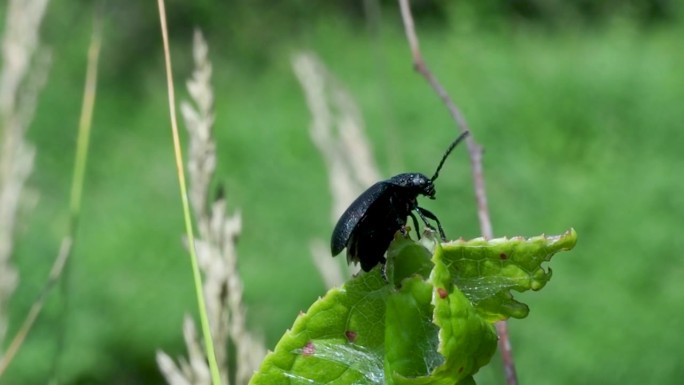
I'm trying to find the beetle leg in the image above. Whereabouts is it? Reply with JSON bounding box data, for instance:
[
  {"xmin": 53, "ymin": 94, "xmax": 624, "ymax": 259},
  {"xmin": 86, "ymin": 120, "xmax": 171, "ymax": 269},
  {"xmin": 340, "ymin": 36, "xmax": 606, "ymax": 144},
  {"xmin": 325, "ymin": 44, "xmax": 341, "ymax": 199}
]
[
  {"xmin": 415, "ymin": 207, "xmax": 447, "ymax": 241},
  {"xmin": 408, "ymin": 212, "xmax": 421, "ymax": 239}
]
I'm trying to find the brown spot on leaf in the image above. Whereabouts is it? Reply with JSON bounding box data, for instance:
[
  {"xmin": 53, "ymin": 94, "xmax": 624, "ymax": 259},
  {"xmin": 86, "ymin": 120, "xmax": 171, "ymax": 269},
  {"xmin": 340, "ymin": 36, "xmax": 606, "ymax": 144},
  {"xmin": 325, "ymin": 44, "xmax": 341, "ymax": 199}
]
[
  {"xmin": 302, "ymin": 341, "xmax": 315, "ymax": 356},
  {"xmin": 345, "ymin": 330, "xmax": 357, "ymax": 342},
  {"xmin": 437, "ymin": 287, "xmax": 448, "ymax": 299},
  {"xmin": 500, "ymin": 253, "xmax": 508, "ymax": 260}
]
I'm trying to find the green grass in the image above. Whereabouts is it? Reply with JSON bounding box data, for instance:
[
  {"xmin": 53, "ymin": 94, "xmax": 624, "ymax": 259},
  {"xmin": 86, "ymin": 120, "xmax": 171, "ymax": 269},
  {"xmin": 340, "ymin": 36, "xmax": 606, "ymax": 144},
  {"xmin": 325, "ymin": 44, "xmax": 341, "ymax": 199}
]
[{"xmin": 4, "ymin": 15, "xmax": 684, "ymax": 384}]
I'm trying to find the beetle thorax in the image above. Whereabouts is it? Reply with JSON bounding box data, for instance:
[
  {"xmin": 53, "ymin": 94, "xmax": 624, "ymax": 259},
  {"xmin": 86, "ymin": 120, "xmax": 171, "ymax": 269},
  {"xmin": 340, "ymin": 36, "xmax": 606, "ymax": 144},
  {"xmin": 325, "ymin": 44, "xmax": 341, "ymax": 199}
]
[{"xmin": 388, "ymin": 172, "xmax": 435, "ymax": 198}]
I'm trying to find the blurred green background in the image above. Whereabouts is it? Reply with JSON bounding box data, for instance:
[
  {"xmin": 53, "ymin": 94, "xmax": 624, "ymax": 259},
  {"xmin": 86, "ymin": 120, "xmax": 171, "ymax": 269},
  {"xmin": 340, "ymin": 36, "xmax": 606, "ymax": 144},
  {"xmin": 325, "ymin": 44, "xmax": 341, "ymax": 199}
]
[{"xmin": 2, "ymin": 0, "xmax": 683, "ymax": 384}]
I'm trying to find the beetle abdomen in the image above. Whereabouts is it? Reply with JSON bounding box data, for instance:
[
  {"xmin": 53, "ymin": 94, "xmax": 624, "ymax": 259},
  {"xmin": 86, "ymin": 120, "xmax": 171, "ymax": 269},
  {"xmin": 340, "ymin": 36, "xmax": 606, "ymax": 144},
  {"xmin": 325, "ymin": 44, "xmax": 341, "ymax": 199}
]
[{"xmin": 343, "ymin": 190, "xmax": 412, "ymax": 272}]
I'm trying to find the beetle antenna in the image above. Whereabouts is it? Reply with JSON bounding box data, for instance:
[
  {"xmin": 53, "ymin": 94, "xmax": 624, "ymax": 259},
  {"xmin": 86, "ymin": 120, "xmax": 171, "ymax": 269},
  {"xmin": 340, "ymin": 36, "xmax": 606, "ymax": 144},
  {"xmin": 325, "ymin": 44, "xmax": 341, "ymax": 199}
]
[{"xmin": 431, "ymin": 131, "xmax": 470, "ymax": 181}]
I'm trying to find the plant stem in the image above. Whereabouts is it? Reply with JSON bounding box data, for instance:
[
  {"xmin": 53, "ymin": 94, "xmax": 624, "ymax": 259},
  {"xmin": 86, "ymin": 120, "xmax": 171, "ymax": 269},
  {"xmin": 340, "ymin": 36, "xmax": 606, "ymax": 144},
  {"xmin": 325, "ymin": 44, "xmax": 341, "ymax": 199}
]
[
  {"xmin": 155, "ymin": 1, "xmax": 222, "ymax": 384},
  {"xmin": 397, "ymin": 1, "xmax": 517, "ymax": 384},
  {"xmin": 0, "ymin": 12, "xmax": 100, "ymax": 379}
]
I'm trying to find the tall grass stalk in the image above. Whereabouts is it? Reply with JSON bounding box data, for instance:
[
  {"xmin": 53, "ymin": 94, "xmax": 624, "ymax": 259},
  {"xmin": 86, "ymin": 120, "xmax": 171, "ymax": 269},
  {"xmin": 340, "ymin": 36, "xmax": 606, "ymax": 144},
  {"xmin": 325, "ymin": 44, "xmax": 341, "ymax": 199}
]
[
  {"xmin": 157, "ymin": 28, "xmax": 266, "ymax": 385},
  {"xmin": 292, "ymin": 52, "xmax": 381, "ymax": 287},
  {"xmin": 0, "ymin": 12, "xmax": 101, "ymax": 378},
  {"xmin": 156, "ymin": 1, "xmax": 221, "ymax": 384},
  {"xmin": 0, "ymin": 0, "xmax": 50, "ymax": 358}
]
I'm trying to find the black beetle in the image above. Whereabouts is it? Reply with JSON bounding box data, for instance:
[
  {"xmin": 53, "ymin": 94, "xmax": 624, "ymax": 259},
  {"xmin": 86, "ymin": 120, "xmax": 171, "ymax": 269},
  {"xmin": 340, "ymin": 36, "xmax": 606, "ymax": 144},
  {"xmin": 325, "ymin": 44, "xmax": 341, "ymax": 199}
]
[{"xmin": 330, "ymin": 131, "xmax": 469, "ymax": 272}]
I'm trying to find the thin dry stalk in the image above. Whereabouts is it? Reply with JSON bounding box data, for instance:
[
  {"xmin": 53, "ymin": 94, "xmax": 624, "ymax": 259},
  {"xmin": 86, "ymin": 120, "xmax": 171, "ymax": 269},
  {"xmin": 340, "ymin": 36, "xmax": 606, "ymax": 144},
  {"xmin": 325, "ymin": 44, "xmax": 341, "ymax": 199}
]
[
  {"xmin": 0, "ymin": 0, "xmax": 51, "ymax": 349},
  {"xmin": 292, "ymin": 52, "xmax": 381, "ymax": 287},
  {"xmin": 397, "ymin": 0, "xmax": 515, "ymax": 384},
  {"xmin": 156, "ymin": 29, "xmax": 265, "ymax": 385}
]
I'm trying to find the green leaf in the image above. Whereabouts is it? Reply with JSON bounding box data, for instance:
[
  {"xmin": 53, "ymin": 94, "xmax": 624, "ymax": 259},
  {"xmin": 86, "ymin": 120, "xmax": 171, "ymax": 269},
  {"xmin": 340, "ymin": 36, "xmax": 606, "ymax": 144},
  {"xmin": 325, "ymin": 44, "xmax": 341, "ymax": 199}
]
[
  {"xmin": 441, "ymin": 228, "xmax": 578, "ymax": 321},
  {"xmin": 249, "ymin": 229, "xmax": 577, "ymax": 385},
  {"xmin": 387, "ymin": 240, "xmax": 498, "ymax": 385},
  {"xmin": 249, "ymin": 267, "xmax": 389, "ymax": 385},
  {"xmin": 384, "ymin": 276, "xmax": 440, "ymax": 380},
  {"xmin": 385, "ymin": 233, "xmax": 433, "ymax": 285}
]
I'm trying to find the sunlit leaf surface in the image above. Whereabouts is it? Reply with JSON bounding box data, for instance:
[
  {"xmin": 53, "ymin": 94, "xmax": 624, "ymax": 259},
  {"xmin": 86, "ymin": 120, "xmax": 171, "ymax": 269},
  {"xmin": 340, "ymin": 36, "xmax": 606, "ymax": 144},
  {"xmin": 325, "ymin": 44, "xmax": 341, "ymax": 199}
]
[{"xmin": 249, "ymin": 229, "xmax": 577, "ymax": 385}]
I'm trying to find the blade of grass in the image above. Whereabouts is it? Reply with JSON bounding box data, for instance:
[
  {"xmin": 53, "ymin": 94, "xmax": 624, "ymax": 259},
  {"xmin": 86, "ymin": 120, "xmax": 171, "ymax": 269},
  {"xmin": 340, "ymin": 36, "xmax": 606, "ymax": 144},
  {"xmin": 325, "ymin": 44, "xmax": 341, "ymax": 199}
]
[
  {"xmin": 155, "ymin": 1, "xmax": 221, "ymax": 384},
  {"xmin": 0, "ymin": 13, "xmax": 100, "ymax": 379}
]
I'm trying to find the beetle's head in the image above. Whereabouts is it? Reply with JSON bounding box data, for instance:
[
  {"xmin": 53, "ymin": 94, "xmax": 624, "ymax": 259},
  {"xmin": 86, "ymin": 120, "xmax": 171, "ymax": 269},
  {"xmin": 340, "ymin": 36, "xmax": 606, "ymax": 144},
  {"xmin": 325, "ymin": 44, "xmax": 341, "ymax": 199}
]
[
  {"xmin": 413, "ymin": 173, "xmax": 436, "ymax": 198},
  {"xmin": 390, "ymin": 173, "xmax": 435, "ymax": 198},
  {"xmin": 421, "ymin": 177, "xmax": 436, "ymax": 199}
]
